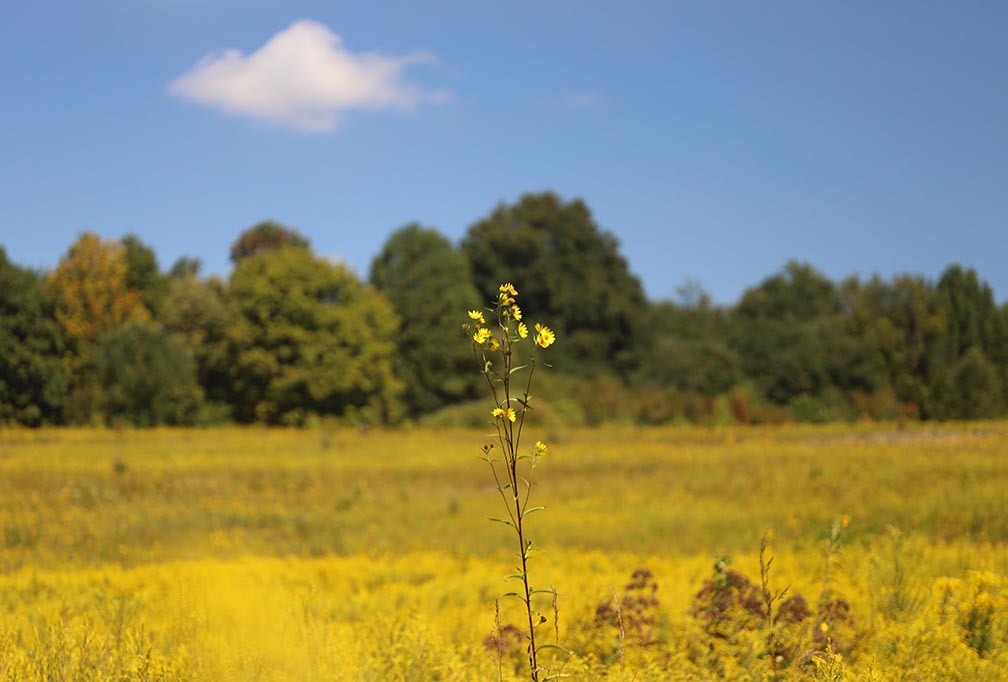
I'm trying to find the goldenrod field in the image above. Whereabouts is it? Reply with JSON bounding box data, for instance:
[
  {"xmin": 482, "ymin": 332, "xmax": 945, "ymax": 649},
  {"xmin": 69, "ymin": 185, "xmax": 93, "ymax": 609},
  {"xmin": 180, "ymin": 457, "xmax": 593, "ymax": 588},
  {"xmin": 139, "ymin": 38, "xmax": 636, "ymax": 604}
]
[{"xmin": 1, "ymin": 425, "xmax": 1007, "ymax": 680}]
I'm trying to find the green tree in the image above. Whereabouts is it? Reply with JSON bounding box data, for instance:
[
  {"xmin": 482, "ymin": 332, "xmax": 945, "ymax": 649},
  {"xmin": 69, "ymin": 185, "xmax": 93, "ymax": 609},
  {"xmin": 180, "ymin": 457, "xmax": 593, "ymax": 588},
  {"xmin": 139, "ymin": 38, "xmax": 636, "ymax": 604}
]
[
  {"xmin": 90, "ymin": 321, "xmax": 204, "ymax": 426},
  {"xmin": 926, "ymin": 265, "xmax": 1008, "ymax": 418},
  {"xmin": 940, "ymin": 346, "xmax": 1003, "ymax": 420},
  {"xmin": 169, "ymin": 256, "xmax": 202, "ymax": 279},
  {"xmin": 840, "ymin": 274, "xmax": 942, "ymax": 414},
  {"xmin": 0, "ymin": 249, "xmax": 68, "ymax": 425},
  {"xmin": 814, "ymin": 314, "xmax": 886, "ymax": 398},
  {"xmin": 933, "ymin": 265, "xmax": 1006, "ymax": 358},
  {"xmin": 230, "ymin": 220, "xmax": 310, "ymax": 263},
  {"xmin": 461, "ymin": 192, "xmax": 647, "ymax": 374},
  {"xmin": 732, "ymin": 316, "xmax": 830, "ymax": 404},
  {"xmin": 161, "ymin": 274, "xmax": 234, "ymax": 417},
  {"xmin": 122, "ymin": 234, "xmax": 168, "ymax": 316},
  {"xmin": 734, "ymin": 261, "xmax": 838, "ymax": 322},
  {"xmin": 730, "ymin": 263, "xmax": 835, "ymax": 404},
  {"xmin": 730, "ymin": 262, "xmax": 882, "ymax": 409},
  {"xmin": 228, "ymin": 246, "xmax": 402, "ymax": 425},
  {"xmin": 635, "ymin": 287, "xmax": 741, "ymax": 396},
  {"xmin": 370, "ymin": 224, "xmax": 481, "ymax": 415}
]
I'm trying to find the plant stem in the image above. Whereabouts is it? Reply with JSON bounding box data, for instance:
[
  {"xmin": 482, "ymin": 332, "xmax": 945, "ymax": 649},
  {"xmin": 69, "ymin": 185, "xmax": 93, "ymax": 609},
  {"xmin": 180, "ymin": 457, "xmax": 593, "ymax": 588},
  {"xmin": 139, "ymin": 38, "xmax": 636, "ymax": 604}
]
[
  {"xmin": 472, "ymin": 295, "xmax": 548, "ymax": 682},
  {"xmin": 511, "ymin": 455, "xmax": 539, "ymax": 680}
]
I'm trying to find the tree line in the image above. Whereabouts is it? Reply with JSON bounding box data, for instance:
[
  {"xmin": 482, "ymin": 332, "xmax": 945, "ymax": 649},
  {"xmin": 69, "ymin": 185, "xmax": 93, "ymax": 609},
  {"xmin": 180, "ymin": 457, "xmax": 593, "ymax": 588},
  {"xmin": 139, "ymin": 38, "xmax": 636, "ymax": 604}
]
[{"xmin": 2, "ymin": 191, "xmax": 1006, "ymax": 427}]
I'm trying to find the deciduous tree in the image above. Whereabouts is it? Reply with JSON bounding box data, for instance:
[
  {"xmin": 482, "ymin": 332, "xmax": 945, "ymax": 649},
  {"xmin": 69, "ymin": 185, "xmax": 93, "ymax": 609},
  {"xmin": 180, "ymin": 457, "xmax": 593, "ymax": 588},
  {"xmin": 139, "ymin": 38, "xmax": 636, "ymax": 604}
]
[
  {"xmin": 0, "ymin": 249, "xmax": 68, "ymax": 425},
  {"xmin": 122, "ymin": 233, "xmax": 168, "ymax": 316},
  {"xmin": 730, "ymin": 262, "xmax": 882, "ymax": 407},
  {"xmin": 840, "ymin": 274, "xmax": 942, "ymax": 414},
  {"xmin": 926, "ymin": 265, "xmax": 1008, "ymax": 417},
  {"xmin": 370, "ymin": 224, "xmax": 481, "ymax": 415},
  {"xmin": 635, "ymin": 293, "xmax": 740, "ymax": 396},
  {"xmin": 46, "ymin": 232, "xmax": 149, "ymax": 347},
  {"xmin": 90, "ymin": 321, "xmax": 204, "ymax": 426},
  {"xmin": 230, "ymin": 220, "xmax": 310, "ymax": 263},
  {"xmin": 161, "ymin": 273, "xmax": 234, "ymax": 416},
  {"xmin": 228, "ymin": 245, "xmax": 402, "ymax": 425},
  {"xmin": 461, "ymin": 192, "xmax": 646, "ymax": 374}
]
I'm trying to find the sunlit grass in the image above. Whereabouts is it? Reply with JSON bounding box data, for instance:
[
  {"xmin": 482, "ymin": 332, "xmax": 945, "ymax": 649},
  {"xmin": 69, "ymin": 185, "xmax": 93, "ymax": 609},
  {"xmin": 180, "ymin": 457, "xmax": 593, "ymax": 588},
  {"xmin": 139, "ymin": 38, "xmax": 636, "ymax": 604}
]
[{"xmin": 1, "ymin": 424, "xmax": 1007, "ymax": 679}]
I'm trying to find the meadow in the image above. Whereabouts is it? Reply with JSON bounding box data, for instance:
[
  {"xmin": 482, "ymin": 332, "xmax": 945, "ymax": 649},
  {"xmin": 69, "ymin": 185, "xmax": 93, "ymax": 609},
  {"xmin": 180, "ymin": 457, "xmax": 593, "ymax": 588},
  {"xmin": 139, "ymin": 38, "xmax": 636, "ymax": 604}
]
[{"xmin": 1, "ymin": 424, "xmax": 1007, "ymax": 680}]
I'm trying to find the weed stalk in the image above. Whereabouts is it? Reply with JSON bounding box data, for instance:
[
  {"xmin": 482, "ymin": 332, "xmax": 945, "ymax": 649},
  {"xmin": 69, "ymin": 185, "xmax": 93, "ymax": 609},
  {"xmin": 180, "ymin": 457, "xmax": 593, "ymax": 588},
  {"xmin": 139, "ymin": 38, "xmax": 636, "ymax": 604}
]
[{"xmin": 465, "ymin": 283, "xmax": 558, "ymax": 682}]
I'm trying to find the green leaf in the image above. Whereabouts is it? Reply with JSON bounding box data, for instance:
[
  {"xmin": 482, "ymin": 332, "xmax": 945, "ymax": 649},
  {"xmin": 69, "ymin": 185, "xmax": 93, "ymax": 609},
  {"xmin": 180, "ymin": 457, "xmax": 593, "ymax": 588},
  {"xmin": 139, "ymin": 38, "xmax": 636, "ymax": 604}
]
[
  {"xmin": 522, "ymin": 506, "xmax": 545, "ymax": 518},
  {"xmin": 488, "ymin": 517, "xmax": 514, "ymax": 528}
]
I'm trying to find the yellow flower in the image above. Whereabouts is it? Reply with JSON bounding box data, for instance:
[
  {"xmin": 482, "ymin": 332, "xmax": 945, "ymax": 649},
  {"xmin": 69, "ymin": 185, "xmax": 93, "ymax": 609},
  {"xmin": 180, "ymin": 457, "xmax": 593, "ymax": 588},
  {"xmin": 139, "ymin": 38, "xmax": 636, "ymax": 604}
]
[
  {"xmin": 506, "ymin": 407, "xmax": 517, "ymax": 423},
  {"xmin": 841, "ymin": 515, "xmax": 850, "ymax": 529},
  {"xmin": 534, "ymin": 323, "xmax": 555, "ymax": 348},
  {"xmin": 487, "ymin": 336, "xmax": 500, "ymax": 352},
  {"xmin": 535, "ymin": 441, "xmax": 547, "ymax": 455},
  {"xmin": 498, "ymin": 292, "xmax": 514, "ymax": 307},
  {"xmin": 518, "ymin": 322, "xmax": 528, "ymax": 339},
  {"xmin": 492, "ymin": 407, "xmax": 505, "ymax": 419},
  {"xmin": 468, "ymin": 310, "xmax": 486, "ymax": 325},
  {"xmin": 473, "ymin": 327, "xmax": 492, "ymax": 345},
  {"xmin": 510, "ymin": 304, "xmax": 522, "ymax": 321},
  {"xmin": 499, "ymin": 283, "xmax": 518, "ymax": 296}
]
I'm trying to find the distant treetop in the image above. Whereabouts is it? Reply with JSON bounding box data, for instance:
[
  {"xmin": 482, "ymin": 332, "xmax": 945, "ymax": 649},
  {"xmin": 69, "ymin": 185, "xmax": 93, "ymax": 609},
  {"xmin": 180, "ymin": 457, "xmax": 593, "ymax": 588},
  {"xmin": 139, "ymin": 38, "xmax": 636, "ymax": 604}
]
[{"xmin": 230, "ymin": 220, "xmax": 311, "ymax": 263}]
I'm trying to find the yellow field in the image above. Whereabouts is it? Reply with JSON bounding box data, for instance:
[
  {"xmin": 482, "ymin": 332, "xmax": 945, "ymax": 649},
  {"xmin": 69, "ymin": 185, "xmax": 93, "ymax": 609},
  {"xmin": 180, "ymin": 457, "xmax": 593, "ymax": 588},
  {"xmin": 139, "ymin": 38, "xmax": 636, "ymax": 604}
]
[{"xmin": 1, "ymin": 425, "xmax": 1007, "ymax": 680}]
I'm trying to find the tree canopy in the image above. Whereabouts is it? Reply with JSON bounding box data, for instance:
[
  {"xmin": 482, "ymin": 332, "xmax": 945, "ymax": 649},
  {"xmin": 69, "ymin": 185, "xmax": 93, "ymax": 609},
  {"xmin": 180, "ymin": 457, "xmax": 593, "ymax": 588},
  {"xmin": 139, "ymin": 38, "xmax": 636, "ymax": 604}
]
[
  {"xmin": 90, "ymin": 321, "xmax": 204, "ymax": 427},
  {"xmin": 730, "ymin": 262, "xmax": 883, "ymax": 409},
  {"xmin": 161, "ymin": 273, "xmax": 234, "ymax": 413},
  {"xmin": 46, "ymin": 232, "xmax": 150, "ymax": 347},
  {"xmin": 228, "ymin": 245, "xmax": 402, "ymax": 425},
  {"xmin": 461, "ymin": 192, "xmax": 646, "ymax": 374},
  {"xmin": 122, "ymin": 233, "xmax": 168, "ymax": 316},
  {"xmin": 2, "ymin": 194, "xmax": 1007, "ymax": 427},
  {"xmin": 0, "ymin": 249, "xmax": 67, "ymax": 425},
  {"xmin": 230, "ymin": 220, "xmax": 311, "ymax": 263},
  {"xmin": 370, "ymin": 224, "xmax": 481, "ymax": 415}
]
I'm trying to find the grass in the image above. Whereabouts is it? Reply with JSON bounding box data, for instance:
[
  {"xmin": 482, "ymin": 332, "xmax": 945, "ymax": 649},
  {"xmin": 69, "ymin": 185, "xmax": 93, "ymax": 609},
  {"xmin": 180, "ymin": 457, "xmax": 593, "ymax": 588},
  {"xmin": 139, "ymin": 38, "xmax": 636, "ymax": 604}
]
[{"xmin": 1, "ymin": 423, "xmax": 1007, "ymax": 679}]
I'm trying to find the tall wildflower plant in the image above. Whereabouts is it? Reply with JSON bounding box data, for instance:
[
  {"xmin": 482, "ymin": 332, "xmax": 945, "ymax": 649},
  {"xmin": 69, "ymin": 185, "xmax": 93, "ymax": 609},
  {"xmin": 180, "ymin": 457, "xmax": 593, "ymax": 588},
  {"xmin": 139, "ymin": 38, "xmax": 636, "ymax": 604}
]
[{"xmin": 464, "ymin": 283, "xmax": 561, "ymax": 682}]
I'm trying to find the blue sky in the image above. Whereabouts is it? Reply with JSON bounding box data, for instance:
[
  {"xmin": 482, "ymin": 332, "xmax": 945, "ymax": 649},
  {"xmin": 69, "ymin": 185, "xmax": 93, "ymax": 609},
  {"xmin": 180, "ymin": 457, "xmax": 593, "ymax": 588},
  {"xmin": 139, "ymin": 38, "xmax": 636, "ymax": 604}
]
[{"xmin": 2, "ymin": 1, "xmax": 1006, "ymax": 304}]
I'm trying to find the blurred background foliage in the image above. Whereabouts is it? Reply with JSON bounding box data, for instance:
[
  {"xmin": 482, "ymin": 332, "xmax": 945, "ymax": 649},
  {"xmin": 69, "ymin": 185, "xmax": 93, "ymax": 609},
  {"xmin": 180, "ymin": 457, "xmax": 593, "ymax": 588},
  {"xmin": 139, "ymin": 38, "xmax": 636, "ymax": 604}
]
[{"xmin": 3, "ymin": 192, "xmax": 1008, "ymax": 427}]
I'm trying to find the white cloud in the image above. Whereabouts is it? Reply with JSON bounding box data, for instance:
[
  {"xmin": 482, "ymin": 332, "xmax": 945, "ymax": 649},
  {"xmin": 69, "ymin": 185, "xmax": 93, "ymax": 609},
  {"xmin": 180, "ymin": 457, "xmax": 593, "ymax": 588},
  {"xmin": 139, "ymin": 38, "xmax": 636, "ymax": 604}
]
[{"xmin": 169, "ymin": 20, "xmax": 450, "ymax": 131}]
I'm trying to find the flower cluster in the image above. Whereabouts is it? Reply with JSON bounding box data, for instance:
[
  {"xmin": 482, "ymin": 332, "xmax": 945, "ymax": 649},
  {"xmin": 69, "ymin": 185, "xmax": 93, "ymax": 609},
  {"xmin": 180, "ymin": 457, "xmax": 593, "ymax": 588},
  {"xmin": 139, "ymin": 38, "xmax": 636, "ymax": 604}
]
[
  {"xmin": 464, "ymin": 282, "xmax": 561, "ymax": 680},
  {"xmin": 534, "ymin": 322, "xmax": 555, "ymax": 349},
  {"xmin": 464, "ymin": 283, "xmax": 557, "ymax": 352},
  {"xmin": 492, "ymin": 406, "xmax": 517, "ymax": 423}
]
